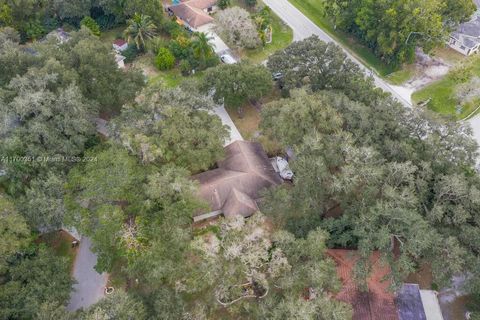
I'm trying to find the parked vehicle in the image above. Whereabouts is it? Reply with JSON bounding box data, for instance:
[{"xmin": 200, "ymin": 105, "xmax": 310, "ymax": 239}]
[
  {"xmin": 272, "ymin": 72, "xmax": 283, "ymax": 80},
  {"xmin": 274, "ymin": 156, "xmax": 294, "ymax": 180},
  {"xmin": 221, "ymin": 54, "xmax": 237, "ymax": 64}
]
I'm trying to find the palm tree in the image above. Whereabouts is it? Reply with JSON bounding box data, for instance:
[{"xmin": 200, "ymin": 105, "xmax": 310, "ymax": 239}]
[
  {"xmin": 192, "ymin": 32, "xmax": 215, "ymax": 63},
  {"xmin": 124, "ymin": 13, "xmax": 157, "ymax": 51}
]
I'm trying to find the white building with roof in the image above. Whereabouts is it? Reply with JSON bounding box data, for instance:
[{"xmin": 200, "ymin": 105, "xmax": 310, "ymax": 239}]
[{"xmin": 448, "ymin": 1, "xmax": 480, "ymax": 56}]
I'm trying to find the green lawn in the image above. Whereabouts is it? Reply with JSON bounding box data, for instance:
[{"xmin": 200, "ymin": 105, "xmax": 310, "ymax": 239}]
[
  {"xmin": 288, "ymin": 0, "xmax": 395, "ymax": 76},
  {"xmin": 412, "ymin": 56, "xmax": 480, "ymax": 120},
  {"xmin": 385, "ymin": 65, "xmax": 416, "ymax": 85},
  {"xmin": 242, "ymin": 11, "xmax": 293, "ymax": 63}
]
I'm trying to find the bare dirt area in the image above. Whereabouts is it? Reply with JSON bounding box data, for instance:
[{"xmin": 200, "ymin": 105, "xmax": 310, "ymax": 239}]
[{"xmin": 405, "ymin": 48, "xmax": 454, "ymax": 91}]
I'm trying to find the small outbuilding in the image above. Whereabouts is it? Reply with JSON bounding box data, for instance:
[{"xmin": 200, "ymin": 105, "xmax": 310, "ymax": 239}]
[{"xmin": 113, "ymin": 39, "xmax": 128, "ymax": 52}]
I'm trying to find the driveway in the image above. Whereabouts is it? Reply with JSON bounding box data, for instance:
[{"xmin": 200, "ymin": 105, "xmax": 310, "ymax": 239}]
[
  {"xmin": 263, "ymin": 0, "xmax": 412, "ymax": 108},
  {"xmin": 212, "ymin": 105, "xmax": 243, "ymax": 146},
  {"xmin": 196, "ymin": 23, "xmax": 229, "ymax": 54},
  {"xmin": 67, "ymin": 237, "xmax": 108, "ymax": 311}
]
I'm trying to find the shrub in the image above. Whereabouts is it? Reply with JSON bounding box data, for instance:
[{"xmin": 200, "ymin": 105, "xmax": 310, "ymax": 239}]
[
  {"xmin": 179, "ymin": 59, "xmax": 191, "ymax": 76},
  {"xmin": 160, "ymin": 19, "xmax": 187, "ymax": 38},
  {"xmin": 155, "ymin": 47, "xmax": 175, "ymax": 70},
  {"xmin": 449, "ymin": 65, "xmax": 473, "ymax": 83},
  {"xmin": 24, "ymin": 20, "xmax": 45, "ymax": 41},
  {"xmin": 218, "ymin": 0, "xmax": 230, "ymax": 9},
  {"xmin": 123, "ymin": 45, "xmax": 139, "ymax": 63},
  {"xmin": 81, "ymin": 16, "xmax": 101, "ymax": 36},
  {"xmin": 168, "ymin": 36, "xmax": 192, "ymax": 60}
]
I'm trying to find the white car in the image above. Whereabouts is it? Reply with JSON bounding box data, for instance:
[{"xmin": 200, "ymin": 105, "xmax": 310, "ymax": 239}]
[
  {"xmin": 275, "ymin": 157, "xmax": 294, "ymax": 180},
  {"xmin": 221, "ymin": 54, "xmax": 237, "ymax": 64}
]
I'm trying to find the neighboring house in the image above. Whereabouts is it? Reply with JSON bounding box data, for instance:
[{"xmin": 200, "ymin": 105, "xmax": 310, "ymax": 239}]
[
  {"xmin": 46, "ymin": 28, "xmax": 70, "ymax": 44},
  {"xmin": 113, "ymin": 39, "xmax": 128, "ymax": 52},
  {"xmin": 327, "ymin": 249, "xmax": 444, "ymax": 320},
  {"xmin": 192, "ymin": 140, "xmax": 282, "ymax": 222},
  {"xmin": 448, "ymin": 3, "xmax": 480, "ymax": 56},
  {"xmin": 167, "ymin": 0, "xmax": 218, "ymax": 30}
]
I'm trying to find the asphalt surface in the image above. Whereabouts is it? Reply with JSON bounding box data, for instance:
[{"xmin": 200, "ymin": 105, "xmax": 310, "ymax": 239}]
[
  {"xmin": 67, "ymin": 237, "xmax": 108, "ymax": 311},
  {"xmin": 263, "ymin": 0, "xmax": 412, "ymax": 108}
]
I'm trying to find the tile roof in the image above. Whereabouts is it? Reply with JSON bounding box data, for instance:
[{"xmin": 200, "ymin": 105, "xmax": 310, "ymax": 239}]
[
  {"xmin": 192, "ymin": 141, "xmax": 282, "ymax": 218},
  {"xmin": 113, "ymin": 39, "xmax": 127, "ymax": 46},
  {"xmin": 169, "ymin": 0, "xmax": 216, "ymax": 28},
  {"xmin": 327, "ymin": 249, "xmax": 399, "ymax": 320}
]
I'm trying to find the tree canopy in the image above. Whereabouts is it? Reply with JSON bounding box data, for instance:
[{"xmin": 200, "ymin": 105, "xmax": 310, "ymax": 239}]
[
  {"xmin": 321, "ymin": 0, "xmax": 476, "ymax": 66},
  {"xmin": 261, "ymin": 37, "xmax": 480, "ymax": 290},
  {"xmin": 202, "ymin": 61, "xmax": 272, "ymax": 110}
]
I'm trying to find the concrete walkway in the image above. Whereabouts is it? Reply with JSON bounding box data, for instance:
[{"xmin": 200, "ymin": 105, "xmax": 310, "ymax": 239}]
[
  {"xmin": 67, "ymin": 237, "xmax": 108, "ymax": 311},
  {"xmin": 263, "ymin": 0, "xmax": 412, "ymax": 108},
  {"xmin": 212, "ymin": 105, "xmax": 243, "ymax": 146}
]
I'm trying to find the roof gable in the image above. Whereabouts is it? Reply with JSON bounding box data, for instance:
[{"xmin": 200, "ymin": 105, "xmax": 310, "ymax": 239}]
[{"xmin": 193, "ymin": 141, "xmax": 282, "ymax": 218}]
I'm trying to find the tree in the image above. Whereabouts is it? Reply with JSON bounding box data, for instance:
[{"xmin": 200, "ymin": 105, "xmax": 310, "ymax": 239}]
[
  {"xmin": 191, "ymin": 32, "xmax": 215, "ymax": 66},
  {"xmin": 113, "ymin": 86, "xmax": 229, "ymax": 172},
  {"xmin": 81, "ymin": 290, "xmax": 147, "ymax": 320},
  {"xmin": 0, "ymin": 194, "xmax": 30, "ymax": 269},
  {"xmin": 261, "ymin": 89, "xmax": 343, "ymax": 147},
  {"xmin": 19, "ymin": 172, "xmax": 67, "ymax": 231},
  {"xmin": 244, "ymin": 0, "xmax": 257, "ymax": 7},
  {"xmin": 0, "ymin": 245, "xmax": 73, "ymax": 319},
  {"xmin": 186, "ymin": 214, "xmax": 352, "ymax": 318},
  {"xmin": 215, "ymin": 7, "xmax": 261, "ymax": 49},
  {"xmin": 50, "ymin": 0, "xmax": 91, "ymax": 20},
  {"xmin": 259, "ymin": 84, "xmax": 480, "ymax": 289},
  {"xmin": 267, "ymin": 36, "xmax": 380, "ymax": 106},
  {"xmin": 124, "ymin": 13, "xmax": 157, "ymax": 51},
  {"xmin": 218, "ymin": 0, "xmax": 230, "ymax": 9},
  {"xmin": 202, "ymin": 61, "xmax": 272, "ymax": 110},
  {"xmin": 80, "ymin": 16, "xmax": 101, "ymax": 36},
  {"xmin": 0, "ymin": 69, "xmax": 97, "ymax": 185},
  {"xmin": 66, "ymin": 145, "xmax": 147, "ymax": 271},
  {"xmin": 154, "ymin": 47, "xmax": 175, "ymax": 70},
  {"xmin": 321, "ymin": 0, "xmax": 475, "ymax": 66}
]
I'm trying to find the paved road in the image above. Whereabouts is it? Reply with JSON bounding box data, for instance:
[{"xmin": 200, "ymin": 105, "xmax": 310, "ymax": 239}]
[
  {"xmin": 67, "ymin": 237, "xmax": 108, "ymax": 311},
  {"xmin": 263, "ymin": 0, "xmax": 412, "ymax": 108}
]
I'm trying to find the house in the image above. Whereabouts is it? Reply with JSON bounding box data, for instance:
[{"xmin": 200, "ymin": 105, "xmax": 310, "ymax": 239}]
[
  {"xmin": 192, "ymin": 140, "xmax": 282, "ymax": 222},
  {"xmin": 448, "ymin": 2, "xmax": 480, "ymax": 56},
  {"xmin": 327, "ymin": 249, "xmax": 444, "ymax": 320},
  {"xmin": 167, "ymin": 0, "xmax": 218, "ymax": 30},
  {"xmin": 113, "ymin": 39, "xmax": 128, "ymax": 52}
]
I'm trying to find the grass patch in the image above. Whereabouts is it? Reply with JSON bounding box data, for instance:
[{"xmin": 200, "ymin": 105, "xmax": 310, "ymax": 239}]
[
  {"xmin": 226, "ymin": 96, "xmax": 283, "ymax": 155},
  {"xmin": 432, "ymin": 46, "xmax": 466, "ymax": 65},
  {"xmin": 99, "ymin": 26, "xmax": 126, "ymax": 44},
  {"xmin": 412, "ymin": 56, "xmax": 480, "ymax": 120},
  {"xmin": 287, "ymin": 0, "xmax": 395, "ymax": 76},
  {"xmin": 385, "ymin": 65, "xmax": 416, "ymax": 85},
  {"xmin": 226, "ymin": 103, "xmax": 261, "ymax": 140},
  {"xmin": 242, "ymin": 11, "xmax": 293, "ymax": 63}
]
